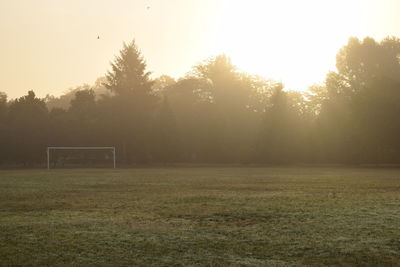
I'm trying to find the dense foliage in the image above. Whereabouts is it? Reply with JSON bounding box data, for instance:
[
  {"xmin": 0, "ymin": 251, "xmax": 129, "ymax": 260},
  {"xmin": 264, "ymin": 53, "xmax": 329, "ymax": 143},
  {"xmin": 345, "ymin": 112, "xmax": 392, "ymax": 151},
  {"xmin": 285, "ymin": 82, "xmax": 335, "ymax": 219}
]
[{"xmin": 1, "ymin": 37, "xmax": 400, "ymax": 166}]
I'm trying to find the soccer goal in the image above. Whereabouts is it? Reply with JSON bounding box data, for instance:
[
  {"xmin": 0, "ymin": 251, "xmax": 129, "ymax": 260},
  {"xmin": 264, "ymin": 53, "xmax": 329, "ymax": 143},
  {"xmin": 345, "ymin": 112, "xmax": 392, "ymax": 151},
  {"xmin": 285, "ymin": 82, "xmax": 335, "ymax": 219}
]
[{"xmin": 47, "ymin": 147, "xmax": 116, "ymax": 169}]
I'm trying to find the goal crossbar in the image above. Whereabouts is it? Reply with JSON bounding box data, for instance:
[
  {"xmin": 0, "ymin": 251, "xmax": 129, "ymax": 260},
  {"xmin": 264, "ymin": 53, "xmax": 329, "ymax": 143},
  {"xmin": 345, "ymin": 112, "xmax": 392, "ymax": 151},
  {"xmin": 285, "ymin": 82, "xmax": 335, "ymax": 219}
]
[{"xmin": 47, "ymin": 147, "xmax": 116, "ymax": 169}]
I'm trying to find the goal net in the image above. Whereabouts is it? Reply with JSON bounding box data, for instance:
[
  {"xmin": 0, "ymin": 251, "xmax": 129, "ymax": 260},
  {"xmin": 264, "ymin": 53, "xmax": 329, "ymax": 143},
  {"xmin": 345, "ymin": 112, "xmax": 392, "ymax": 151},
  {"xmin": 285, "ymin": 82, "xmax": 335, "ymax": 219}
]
[{"xmin": 47, "ymin": 147, "xmax": 116, "ymax": 169}]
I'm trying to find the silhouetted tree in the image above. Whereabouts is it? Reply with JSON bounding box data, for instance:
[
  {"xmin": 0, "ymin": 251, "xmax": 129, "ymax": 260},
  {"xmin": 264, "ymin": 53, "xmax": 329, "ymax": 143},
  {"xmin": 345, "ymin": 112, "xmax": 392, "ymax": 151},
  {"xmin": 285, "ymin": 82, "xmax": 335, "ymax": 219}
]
[
  {"xmin": 150, "ymin": 97, "xmax": 180, "ymax": 162},
  {"xmin": 152, "ymin": 75, "xmax": 176, "ymax": 96},
  {"xmin": 8, "ymin": 91, "xmax": 48, "ymax": 165},
  {"xmin": 104, "ymin": 40, "xmax": 157, "ymax": 163},
  {"xmin": 257, "ymin": 85, "xmax": 296, "ymax": 163},
  {"xmin": 160, "ymin": 77, "xmax": 211, "ymax": 162},
  {"xmin": 105, "ymin": 40, "xmax": 153, "ymax": 96},
  {"xmin": 317, "ymin": 37, "xmax": 400, "ymax": 163},
  {"xmin": 352, "ymin": 77, "xmax": 400, "ymax": 163},
  {"xmin": 189, "ymin": 55, "xmax": 270, "ymax": 162},
  {"xmin": 0, "ymin": 92, "xmax": 8, "ymax": 164},
  {"xmin": 48, "ymin": 108, "xmax": 70, "ymax": 146},
  {"xmin": 68, "ymin": 89, "xmax": 99, "ymax": 146}
]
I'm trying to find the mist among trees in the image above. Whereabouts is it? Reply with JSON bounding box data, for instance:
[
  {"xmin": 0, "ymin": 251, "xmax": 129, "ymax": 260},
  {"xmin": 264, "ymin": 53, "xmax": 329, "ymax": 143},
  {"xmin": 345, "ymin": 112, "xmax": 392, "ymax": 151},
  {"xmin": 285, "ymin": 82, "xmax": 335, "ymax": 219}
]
[{"xmin": 1, "ymin": 37, "xmax": 400, "ymax": 166}]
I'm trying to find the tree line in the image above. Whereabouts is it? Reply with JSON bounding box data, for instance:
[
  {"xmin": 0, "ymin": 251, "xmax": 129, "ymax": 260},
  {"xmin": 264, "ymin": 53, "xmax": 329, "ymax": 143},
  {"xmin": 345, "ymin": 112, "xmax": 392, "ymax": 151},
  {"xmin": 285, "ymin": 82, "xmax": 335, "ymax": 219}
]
[{"xmin": 1, "ymin": 36, "xmax": 400, "ymax": 166}]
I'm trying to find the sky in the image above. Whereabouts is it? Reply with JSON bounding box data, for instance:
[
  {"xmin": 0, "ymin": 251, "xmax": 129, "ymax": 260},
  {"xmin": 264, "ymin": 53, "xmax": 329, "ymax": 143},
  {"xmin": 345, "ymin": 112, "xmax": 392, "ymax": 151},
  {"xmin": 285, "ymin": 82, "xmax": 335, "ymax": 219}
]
[{"xmin": 0, "ymin": 0, "xmax": 400, "ymax": 99}]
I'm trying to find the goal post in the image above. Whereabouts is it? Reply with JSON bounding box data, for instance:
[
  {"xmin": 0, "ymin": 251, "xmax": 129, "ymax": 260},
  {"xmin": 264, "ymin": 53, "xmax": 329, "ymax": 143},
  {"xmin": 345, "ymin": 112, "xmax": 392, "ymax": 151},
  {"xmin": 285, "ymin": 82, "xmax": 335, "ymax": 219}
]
[{"xmin": 47, "ymin": 147, "xmax": 116, "ymax": 169}]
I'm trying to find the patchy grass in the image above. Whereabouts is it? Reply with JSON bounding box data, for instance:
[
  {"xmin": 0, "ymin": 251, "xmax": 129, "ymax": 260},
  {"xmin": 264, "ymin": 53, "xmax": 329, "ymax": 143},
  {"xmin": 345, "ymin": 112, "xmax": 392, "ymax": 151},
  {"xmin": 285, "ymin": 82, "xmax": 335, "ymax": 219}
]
[{"xmin": 0, "ymin": 167, "xmax": 400, "ymax": 266}]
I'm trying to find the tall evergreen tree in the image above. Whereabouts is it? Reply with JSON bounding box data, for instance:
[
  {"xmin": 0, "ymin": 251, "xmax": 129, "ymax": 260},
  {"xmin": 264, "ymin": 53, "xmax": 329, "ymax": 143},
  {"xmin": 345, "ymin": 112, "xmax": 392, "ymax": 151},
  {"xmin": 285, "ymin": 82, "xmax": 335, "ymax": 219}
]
[
  {"xmin": 105, "ymin": 40, "xmax": 153, "ymax": 96},
  {"xmin": 103, "ymin": 40, "xmax": 157, "ymax": 163}
]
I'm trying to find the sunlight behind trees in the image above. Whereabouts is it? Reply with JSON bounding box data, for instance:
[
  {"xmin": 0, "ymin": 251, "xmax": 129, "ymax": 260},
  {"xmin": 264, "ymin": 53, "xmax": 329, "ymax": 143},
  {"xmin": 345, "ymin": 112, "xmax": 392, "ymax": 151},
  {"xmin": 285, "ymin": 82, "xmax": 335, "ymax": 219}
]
[
  {"xmin": 211, "ymin": 0, "xmax": 376, "ymax": 91},
  {"xmin": 1, "ymin": 36, "xmax": 400, "ymax": 166},
  {"xmin": 1, "ymin": 0, "xmax": 400, "ymax": 98}
]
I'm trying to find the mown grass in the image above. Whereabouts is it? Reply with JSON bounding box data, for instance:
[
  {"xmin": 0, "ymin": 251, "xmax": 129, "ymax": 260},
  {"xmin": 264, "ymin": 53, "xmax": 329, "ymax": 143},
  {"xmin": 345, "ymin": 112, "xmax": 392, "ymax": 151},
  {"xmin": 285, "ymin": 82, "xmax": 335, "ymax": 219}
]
[{"xmin": 0, "ymin": 167, "xmax": 400, "ymax": 266}]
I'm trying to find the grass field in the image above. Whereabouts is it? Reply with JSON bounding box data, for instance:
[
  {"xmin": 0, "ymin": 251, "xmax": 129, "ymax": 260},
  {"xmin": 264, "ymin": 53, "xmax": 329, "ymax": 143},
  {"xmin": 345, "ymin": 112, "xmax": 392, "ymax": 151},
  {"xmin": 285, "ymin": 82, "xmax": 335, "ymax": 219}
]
[{"xmin": 0, "ymin": 167, "xmax": 400, "ymax": 266}]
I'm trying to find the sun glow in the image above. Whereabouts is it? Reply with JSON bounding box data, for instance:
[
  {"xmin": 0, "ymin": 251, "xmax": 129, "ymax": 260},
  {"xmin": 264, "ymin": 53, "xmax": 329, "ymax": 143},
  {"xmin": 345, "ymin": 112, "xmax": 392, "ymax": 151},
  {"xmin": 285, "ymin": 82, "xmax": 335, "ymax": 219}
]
[
  {"xmin": 1, "ymin": 0, "xmax": 398, "ymax": 98},
  {"xmin": 212, "ymin": 0, "xmax": 366, "ymax": 90}
]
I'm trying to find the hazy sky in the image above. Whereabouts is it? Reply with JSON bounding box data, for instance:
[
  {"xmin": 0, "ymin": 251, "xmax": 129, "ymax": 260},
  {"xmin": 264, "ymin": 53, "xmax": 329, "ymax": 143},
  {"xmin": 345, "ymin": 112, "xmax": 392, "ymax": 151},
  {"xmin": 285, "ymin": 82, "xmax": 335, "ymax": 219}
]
[{"xmin": 1, "ymin": 0, "xmax": 400, "ymax": 99}]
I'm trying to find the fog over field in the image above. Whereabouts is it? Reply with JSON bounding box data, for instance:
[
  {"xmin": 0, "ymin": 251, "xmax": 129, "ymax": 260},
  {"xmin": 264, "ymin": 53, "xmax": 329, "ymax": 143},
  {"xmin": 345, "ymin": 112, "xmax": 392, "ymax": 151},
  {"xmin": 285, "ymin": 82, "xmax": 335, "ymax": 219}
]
[{"xmin": 1, "ymin": 36, "xmax": 400, "ymax": 166}]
